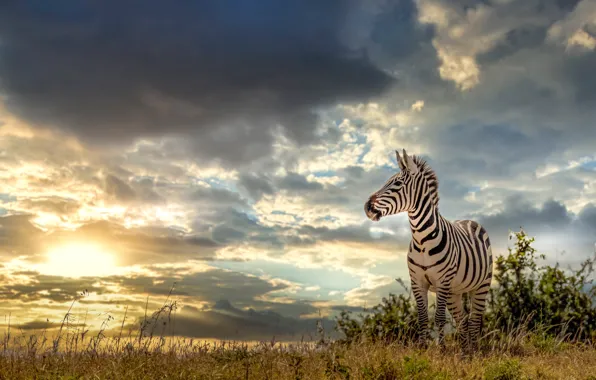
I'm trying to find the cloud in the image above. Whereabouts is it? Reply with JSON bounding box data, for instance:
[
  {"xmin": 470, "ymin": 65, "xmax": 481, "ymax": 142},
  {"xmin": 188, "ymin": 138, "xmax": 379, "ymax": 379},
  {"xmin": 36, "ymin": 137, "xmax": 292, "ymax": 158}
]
[
  {"xmin": 0, "ymin": 0, "xmax": 394, "ymax": 166},
  {"xmin": 276, "ymin": 173, "xmax": 324, "ymax": 193},
  {"xmin": 0, "ymin": 272, "xmax": 110, "ymax": 303},
  {"xmin": 415, "ymin": 0, "xmax": 578, "ymax": 90},
  {"xmin": 0, "ymin": 216, "xmax": 219, "ymax": 265},
  {"xmin": 18, "ymin": 320, "xmax": 61, "ymax": 331},
  {"xmin": 16, "ymin": 197, "xmax": 81, "ymax": 216},
  {"xmin": 477, "ymin": 197, "xmax": 596, "ymax": 264},
  {"xmin": 547, "ymin": 0, "xmax": 596, "ymax": 52},
  {"xmin": 103, "ymin": 174, "xmax": 137, "ymax": 203},
  {"xmin": 145, "ymin": 300, "xmax": 338, "ymax": 341},
  {"xmin": 0, "ymin": 261, "xmax": 345, "ymax": 341}
]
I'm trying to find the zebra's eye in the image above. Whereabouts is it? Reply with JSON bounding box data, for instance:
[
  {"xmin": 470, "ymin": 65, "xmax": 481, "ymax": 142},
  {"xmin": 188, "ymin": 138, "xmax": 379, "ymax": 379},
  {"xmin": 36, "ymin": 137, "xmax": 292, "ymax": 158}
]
[{"xmin": 395, "ymin": 180, "xmax": 403, "ymax": 186}]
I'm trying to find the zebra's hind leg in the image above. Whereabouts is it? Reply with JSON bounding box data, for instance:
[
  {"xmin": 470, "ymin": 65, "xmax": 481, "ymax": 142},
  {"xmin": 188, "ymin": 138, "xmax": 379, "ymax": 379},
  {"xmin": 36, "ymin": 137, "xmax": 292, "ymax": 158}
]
[
  {"xmin": 447, "ymin": 293, "xmax": 468, "ymax": 353},
  {"xmin": 411, "ymin": 279, "xmax": 429, "ymax": 348},
  {"xmin": 468, "ymin": 281, "xmax": 491, "ymax": 353}
]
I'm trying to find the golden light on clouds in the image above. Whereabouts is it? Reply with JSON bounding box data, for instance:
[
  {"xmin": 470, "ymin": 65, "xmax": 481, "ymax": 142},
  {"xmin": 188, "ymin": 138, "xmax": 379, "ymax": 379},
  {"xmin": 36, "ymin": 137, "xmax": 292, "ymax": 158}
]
[{"xmin": 37, "ymin": 242, "xmax": 118, "ymax": 278}]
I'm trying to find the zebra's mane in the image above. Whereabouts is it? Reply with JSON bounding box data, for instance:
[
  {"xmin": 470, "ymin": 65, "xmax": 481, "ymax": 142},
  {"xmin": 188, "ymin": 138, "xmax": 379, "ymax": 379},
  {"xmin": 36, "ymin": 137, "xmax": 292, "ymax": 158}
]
[{"xmin": 411, "ymin": 155, "xmax": 440, "ymax": 207}]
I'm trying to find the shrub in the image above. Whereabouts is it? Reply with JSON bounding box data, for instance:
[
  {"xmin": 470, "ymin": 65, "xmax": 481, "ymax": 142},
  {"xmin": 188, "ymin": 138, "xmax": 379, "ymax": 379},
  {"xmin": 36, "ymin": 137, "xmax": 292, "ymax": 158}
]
[
  {"xmin": 487, "ymin": 229, "xmax": 596, "ymax": 341},
  {"xmin": 336, "ymin": 228, "xmax": 596, "ymax": 345},
  {"xmin": 335, "ymin": 290, "xmax": 420, "ymax": 345}
]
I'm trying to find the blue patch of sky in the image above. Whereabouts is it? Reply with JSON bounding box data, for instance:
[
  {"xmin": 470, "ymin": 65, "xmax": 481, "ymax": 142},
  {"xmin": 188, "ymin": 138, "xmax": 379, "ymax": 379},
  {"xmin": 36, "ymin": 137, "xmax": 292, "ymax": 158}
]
[
  {"xmin": 270, "ymin": 210, "xmax": 299, "ymax": 224},
  {"xmin": 379, "ymin": 163, "xmax": 398, "ymax": 173},
  {"xmin": 467, "ymin": 186, "xmax": 481, "ymax": 193},
  {"xmin": 242, "ymin": 210, "xmax": 260, "ymax": 223},
  {"xmin": 352, "ymin": 133, "xmax": 367, "ymax": 146},
  {"xmin": 0, "ymin": 193, "xmax": 17, "ymax": 203},
  {"xmin": 191, "ymin": 176, "xmax": 246, "ymax": 200},
  {"xmin": 581, "ymin": 160, "xmax": 596, "ymax": 170},
  {"xmin": 203, "ymin": 177, "xmax": 235, "ymax": 190},
  {"xmin": 312, "ymin": 170, "xmax": 337, "ymax": 178},
  {"xmin": 130, "ymin": 175, "xmax": 158, "ymax": 185},
  {"xmin": 318, "ymin": 215, "xmax": 338, "ymax": 223}
]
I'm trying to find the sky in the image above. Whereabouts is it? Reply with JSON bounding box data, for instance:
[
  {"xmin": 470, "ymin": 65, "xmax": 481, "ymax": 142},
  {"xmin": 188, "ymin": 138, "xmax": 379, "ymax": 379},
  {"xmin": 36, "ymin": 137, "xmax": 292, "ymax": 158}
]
[{"xmin": 1, "ymin": 0, "xmax": 596, "ymax": 342}]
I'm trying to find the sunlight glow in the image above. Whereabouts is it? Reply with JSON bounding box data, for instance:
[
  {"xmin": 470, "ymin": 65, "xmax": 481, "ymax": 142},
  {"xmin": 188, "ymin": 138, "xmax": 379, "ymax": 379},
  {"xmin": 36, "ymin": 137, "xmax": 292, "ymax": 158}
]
[{"xmin": 38, "ymin": 242, "xmax": 118, "ymax": 278}]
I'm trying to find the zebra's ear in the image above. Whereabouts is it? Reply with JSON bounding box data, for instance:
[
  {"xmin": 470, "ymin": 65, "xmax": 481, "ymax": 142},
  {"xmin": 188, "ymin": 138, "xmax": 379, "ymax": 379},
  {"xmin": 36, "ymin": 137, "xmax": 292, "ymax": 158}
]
[
  {"xmin": 396, "ymin": 150, "xmax": 407, "ymax": 171},
  {"xmin": 402, "ymin": 149, "xmax": 419, "ymax": 174}
]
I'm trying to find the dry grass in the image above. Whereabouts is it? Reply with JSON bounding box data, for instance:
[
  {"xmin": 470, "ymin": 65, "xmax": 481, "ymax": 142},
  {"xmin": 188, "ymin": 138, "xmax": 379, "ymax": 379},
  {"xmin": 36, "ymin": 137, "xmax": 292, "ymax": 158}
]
[
  {"xmin": 2, "ymin": 307, "xmax": 596, "ymax": 380},
  {"xmin": 1, "ymin": 337, "xmax": 596, "ymax": 379},
  {"xmin": 2, "ymin": 287, "xmax": 595, "ymax": 379}
]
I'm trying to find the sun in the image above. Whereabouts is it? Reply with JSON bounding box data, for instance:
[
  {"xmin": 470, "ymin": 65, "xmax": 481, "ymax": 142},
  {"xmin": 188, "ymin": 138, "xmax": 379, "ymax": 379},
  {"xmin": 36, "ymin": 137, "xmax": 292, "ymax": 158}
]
[{"xmin": 39, "ymin": 242, "xmax": 118, "ymax": 278}]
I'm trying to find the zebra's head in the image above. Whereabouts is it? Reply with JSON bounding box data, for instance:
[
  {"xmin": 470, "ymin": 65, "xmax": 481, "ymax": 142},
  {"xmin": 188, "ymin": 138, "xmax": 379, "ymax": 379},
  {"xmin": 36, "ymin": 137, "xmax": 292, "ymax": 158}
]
[{"xmin": 365, "ymin": 149, "xmax": 435, "ymax": 221}]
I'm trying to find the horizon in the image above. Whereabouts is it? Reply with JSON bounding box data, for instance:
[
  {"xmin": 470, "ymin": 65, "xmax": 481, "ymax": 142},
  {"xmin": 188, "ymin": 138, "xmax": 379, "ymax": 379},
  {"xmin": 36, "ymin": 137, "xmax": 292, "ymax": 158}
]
[{"xmin": 1, "ymin": 0, "xmax": 596, "ymax": 342}]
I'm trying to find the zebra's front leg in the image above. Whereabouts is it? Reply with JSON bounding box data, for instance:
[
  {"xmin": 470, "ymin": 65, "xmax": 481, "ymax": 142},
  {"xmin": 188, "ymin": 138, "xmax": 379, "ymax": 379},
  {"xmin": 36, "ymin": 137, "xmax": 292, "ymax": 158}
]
[
  {"xmin": 447, "ymin": 293, "xmax": 468, "ymax": 354},
  {"xmin": 434, "ymin": 287, "xmax": 449, "ymax": 348},
  {"xmin": 469, "ymin": 280, "xmax": 491, "ymax": 352},
  {"xmin": 411, "ymin": 279, "xmax": 429, "ymax": 347}
]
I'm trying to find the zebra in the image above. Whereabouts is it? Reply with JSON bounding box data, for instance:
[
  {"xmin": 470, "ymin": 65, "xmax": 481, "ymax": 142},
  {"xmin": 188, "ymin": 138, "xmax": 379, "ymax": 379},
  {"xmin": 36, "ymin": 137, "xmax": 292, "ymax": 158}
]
[{"xmin": 364, "ymin": 149, "xmax": 493, "ymax": 353}]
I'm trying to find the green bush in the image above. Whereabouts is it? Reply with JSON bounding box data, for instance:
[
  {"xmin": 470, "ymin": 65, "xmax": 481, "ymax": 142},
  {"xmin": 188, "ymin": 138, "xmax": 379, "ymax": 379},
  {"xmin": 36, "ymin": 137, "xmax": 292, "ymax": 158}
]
[
  {"xmin": 487, "ymin": 229, "xmax": 596, "ymax": 341},
  {"xmin": 335, "ymin": 291, "xmax": 420, "ymax": 344},
  {"xmin": 336, "ymin": 228, "xmax": 596, "ymax": 344}
]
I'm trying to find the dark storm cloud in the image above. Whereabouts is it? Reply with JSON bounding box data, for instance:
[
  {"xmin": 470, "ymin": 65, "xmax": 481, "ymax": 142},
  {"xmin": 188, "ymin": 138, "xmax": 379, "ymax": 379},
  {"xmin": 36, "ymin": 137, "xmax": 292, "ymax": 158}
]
[
  {"xmin": 129, "ymin": 177, "xmax": 165, "ymax": 203},
  {"xmin": 193, "ymin": 207, "xmax": 283, "ymax": 249},
  {"xmin": 577, "ymin": 204, "xmax": 596, "ymax": 233},
  {"xmin": 476, "ymin": 25, "xmax": 549, "ymax": 65},
  {"xmin": 427, "ymin": 123, "xmax": 562, "ymax": 181},
  {"xmin": 561, "ymin": 51, "xmax": 596, "ymax": 107},
  {"xmin": 0, "ymin": 0, "xmax": 394, "ymax": 165},
  {"xmin": 143, "ymin": 300, "xmax": 338, "ymax": 341},
  {"xmin": 295, "ymin": 224, "xmax": 397, "ymax": 246},
  {"xmin": 185, "ymin": 186, "xmax": 249, "ymax": 210},
  {"xmin": 238, "ymin": 173, "xmax": 275, "ymax": 201},
  {"xmin": 343, "ymin": 166, "xmax": 365, "ymax": 179},
  {"xmin": 238, "ymin": 172, "xmax": 323, "ymax": 202},
  {"xmin": 478, "ymin": 197, "xmax": 573, "ymax": 236},
  {"xmin": 477, "ymin": 197, "xmax": 596, "ymax": 261},
  {"xmin": 0, "ymin": 274, "xmax": 110, "ymax": 303},
  {"xmin": 103, "ymin": 174, "xmax": 137, "ymax": 202},
  {"xmin": 102, "ymin": 265, "xmax": 290, "ymax": 309},
  {"xmin": 276, "ymin": 173, "xmax": 323, "ymax": 192},
  {"xmin": 18, "ymin": 320, "xmax": 61, "ymax": 331}
]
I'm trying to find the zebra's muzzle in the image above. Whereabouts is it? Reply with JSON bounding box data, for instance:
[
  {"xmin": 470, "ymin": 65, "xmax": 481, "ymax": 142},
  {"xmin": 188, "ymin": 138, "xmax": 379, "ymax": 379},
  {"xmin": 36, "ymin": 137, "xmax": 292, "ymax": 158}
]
[{"xmin": 364, "ymin": 198, "xmax": 382, "ymax": 221}]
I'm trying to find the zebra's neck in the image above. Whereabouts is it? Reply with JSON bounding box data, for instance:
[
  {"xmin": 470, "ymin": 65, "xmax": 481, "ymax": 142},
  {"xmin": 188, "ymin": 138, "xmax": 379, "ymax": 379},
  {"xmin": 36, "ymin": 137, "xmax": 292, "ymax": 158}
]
[{"xmin": 407, "ymin": 200, "xmax": 445, "ymax": 251}]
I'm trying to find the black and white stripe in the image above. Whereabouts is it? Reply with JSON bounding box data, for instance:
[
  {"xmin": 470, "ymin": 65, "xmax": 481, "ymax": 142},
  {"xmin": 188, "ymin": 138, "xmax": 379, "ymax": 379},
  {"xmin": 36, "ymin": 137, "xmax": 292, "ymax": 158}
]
[{"xmin": 364, "ymin": 149, "xmax": 493, "ymax": 352}]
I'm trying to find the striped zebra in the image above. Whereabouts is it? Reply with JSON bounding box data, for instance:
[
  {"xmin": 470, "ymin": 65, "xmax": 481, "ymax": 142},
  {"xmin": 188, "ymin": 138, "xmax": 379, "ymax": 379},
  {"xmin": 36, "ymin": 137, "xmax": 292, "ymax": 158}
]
[{"xmin": 364, "ymin": 149, "xmax": 493, "ymax": 352}]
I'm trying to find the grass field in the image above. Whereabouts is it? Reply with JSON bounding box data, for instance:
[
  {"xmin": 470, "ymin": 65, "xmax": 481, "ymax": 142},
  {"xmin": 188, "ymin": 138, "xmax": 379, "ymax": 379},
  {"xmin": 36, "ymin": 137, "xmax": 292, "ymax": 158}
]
[{"xmin": 1, "ymin": 334, "xmax": 596, "ymax": 379}]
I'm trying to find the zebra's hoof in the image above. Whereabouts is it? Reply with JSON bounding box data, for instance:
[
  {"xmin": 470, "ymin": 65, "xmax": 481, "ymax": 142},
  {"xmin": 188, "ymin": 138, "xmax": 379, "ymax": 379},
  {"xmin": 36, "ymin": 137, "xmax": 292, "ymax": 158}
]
[{"xmin": 415, "ymin": 339, "xmax": 429, "ymax": 350}]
